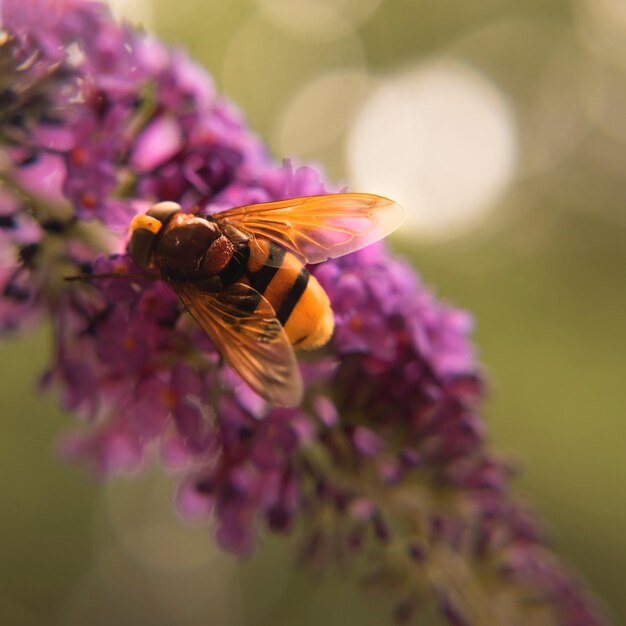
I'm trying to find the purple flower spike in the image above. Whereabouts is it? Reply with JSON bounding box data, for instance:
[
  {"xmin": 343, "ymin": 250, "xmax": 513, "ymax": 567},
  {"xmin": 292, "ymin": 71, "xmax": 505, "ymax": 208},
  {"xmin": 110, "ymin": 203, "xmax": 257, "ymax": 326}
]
[{"xmin": 0, "ymin": 2, "xmax": 609, "ymax": 625}]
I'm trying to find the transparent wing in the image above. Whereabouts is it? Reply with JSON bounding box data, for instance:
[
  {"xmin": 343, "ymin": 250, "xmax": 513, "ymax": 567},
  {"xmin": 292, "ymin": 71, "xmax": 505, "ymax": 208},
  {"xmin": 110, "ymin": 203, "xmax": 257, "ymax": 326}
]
[
  {"xmin": 171, "ymin": 281, "xmax": 303, "ymax": 407},
  {"xmin": 214, "ymin": 193, "xmax": 404, "ymax": 266}
]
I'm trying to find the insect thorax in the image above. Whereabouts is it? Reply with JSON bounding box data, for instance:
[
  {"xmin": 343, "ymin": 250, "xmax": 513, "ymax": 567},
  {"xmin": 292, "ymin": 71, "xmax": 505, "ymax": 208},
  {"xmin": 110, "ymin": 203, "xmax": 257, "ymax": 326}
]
[{"xmin": 154, "ymin": 217, "xmax": 221, "ymax": 279}]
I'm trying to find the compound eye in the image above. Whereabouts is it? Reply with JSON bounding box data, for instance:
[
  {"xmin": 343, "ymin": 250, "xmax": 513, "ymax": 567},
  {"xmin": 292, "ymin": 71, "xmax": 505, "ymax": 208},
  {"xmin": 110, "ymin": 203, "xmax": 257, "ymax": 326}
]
[
  {"xmin": 128, "ymin": 228, "xmax": 156, "ymax": 269},
  {"xmin": 147, "ymin": 201, "xmax": 181, "ymax": 224}
]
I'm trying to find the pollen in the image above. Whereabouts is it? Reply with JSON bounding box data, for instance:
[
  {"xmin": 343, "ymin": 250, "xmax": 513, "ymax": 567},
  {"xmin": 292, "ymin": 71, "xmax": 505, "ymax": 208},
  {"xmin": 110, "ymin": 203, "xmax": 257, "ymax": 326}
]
[
  {"xmin": 142, "ymin": 294, "xmax": 159, "ymax": 312},
  {"xmin": 122, "ymin": 336, "xmax": 136, "ymax": 352},
  {"xmin": 79, "ymin": 192, "xmax": 98, "ymax": 209},
  {"xmin": 161, "ymin": 388, "xmax": 178, "ymax": 409},
  {"xmin": 69, "ymin": 147, "xmax": 88, "ymax": 166},
  {"xmin": 349, "ymin": 315, "xmax": 363, "ymax": 331}
]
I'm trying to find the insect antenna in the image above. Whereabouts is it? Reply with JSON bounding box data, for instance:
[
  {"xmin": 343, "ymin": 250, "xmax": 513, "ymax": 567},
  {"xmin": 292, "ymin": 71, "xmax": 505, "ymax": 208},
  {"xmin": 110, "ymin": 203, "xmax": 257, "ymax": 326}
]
[{"xmin": 64, "ymin": 272, "xmax": 159, "ymax": 282}]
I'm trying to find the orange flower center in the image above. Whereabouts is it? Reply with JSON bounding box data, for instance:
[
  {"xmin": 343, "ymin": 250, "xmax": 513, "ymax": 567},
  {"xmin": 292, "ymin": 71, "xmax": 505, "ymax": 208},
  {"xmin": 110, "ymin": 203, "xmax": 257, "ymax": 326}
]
[{"xmin": 161, "ymin": 388, "xmax": 178, "ymax": 408}]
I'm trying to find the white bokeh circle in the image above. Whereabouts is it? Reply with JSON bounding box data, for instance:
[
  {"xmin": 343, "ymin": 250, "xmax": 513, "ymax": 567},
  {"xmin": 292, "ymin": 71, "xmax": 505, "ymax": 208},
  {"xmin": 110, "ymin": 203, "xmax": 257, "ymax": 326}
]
[
  {"xmin": 254, "ymin": 0, "xmax": 384, "ymax": 41},
  {"xmin": 347, "ymin": 59, "xmax": 518, "ymax": 239},
  {"xmin": 108, "ymin": 0, "xmax": 154, "ymax": 27},
  {"xmin": 575, "ymin": 0, "xmax": 626, "ymax": 67},
  {"xmin": 273, "ymin": 68, "xmax": 371, "ymax": 158}
]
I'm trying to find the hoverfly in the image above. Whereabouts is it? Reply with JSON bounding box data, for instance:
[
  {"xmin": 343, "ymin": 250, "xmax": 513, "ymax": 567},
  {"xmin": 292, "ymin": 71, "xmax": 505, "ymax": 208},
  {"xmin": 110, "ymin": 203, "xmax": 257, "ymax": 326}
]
[{"xmin": 126, "ymin": 193, "xmax": 404, "ymax": 406}]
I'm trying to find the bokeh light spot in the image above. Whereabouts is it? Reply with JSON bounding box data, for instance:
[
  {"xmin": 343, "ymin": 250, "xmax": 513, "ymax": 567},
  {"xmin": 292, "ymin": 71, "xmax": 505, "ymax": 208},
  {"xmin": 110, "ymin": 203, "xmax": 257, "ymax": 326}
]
[
  {"xmin": 108, "ymin": 0, "xmax": 154, "ymax": 28},
  {"xmin": 580, "ymin": 61, "xmax": 626, "ymax": 145},
  {"xmin": 63, "ymin": 543, "xmax": 242, "ymax": 626},
  {"xmin": 104, "ymin": 467, "xmax": 217, "ymax": 571},
  {"xmin": 347, "ymin": 60, "xmax": 518, "ymax": 239},
  {"xmin": 254, "ymin": 0, "xmax": 384, "ymax": 41},
  {"xmin": 576, "ymin": 0, "xmax": 626, "ymax": 67},
  {"xmin": 274, "ymin": 68, "xmax": 371, "ymax": 159},
  {"xmin": 222, "ymin": 15, "xmax": 365, "ymax": 136}
]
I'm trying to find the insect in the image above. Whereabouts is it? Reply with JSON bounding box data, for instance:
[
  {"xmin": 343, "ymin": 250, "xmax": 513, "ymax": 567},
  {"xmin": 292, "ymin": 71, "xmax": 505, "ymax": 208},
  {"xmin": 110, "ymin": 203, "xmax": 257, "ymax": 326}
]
[{"xmin": 127, "ymin": 193, "xmax": 404, "ymax": 406}]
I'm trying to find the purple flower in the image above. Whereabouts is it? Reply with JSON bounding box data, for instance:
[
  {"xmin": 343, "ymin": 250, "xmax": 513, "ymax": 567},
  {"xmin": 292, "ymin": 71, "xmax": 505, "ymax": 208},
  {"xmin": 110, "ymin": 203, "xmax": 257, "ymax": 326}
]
[
  {"xmin": 0, "ymin": 190, "xmax": 45, "ymax": 332},
  {"xmin": 0, "ymin": 2, "xmax": 609, "ymax": 625},
  {"xmin": 177, "ymin": 403, "xmax": 307, "ymax": 555}
]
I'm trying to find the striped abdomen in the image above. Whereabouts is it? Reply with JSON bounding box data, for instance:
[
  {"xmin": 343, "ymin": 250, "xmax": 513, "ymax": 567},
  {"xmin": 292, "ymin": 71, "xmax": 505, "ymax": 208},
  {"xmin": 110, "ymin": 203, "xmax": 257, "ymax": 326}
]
[{"xmin": 239, "ymin": 239, "xmax": 334, "ymax": 350}]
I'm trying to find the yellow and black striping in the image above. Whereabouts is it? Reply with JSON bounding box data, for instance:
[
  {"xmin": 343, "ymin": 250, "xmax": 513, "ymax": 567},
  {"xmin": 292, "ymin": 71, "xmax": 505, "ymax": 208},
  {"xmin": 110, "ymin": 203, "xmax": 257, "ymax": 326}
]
[
  {"xmin": 242, "ymin": 239, "xmax": 333, "ymax": 350},
  {"xmin": 217, "ymin": 241, "xmax": 250, "ymax": 287}
]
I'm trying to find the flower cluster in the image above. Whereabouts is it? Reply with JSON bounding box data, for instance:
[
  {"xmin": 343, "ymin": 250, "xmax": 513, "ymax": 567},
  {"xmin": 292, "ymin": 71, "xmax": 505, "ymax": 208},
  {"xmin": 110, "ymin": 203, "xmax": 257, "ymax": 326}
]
[{"xmin": 0, "ymin": 1, "xmax": 608, "ymax": 624}]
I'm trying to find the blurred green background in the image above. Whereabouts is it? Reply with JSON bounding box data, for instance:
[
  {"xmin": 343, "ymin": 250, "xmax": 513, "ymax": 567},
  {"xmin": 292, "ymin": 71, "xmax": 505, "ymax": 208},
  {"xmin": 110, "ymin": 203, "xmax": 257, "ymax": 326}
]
[{"xmin": 1, "ymin": 0, "xmax": 625, "ymax": 624}]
